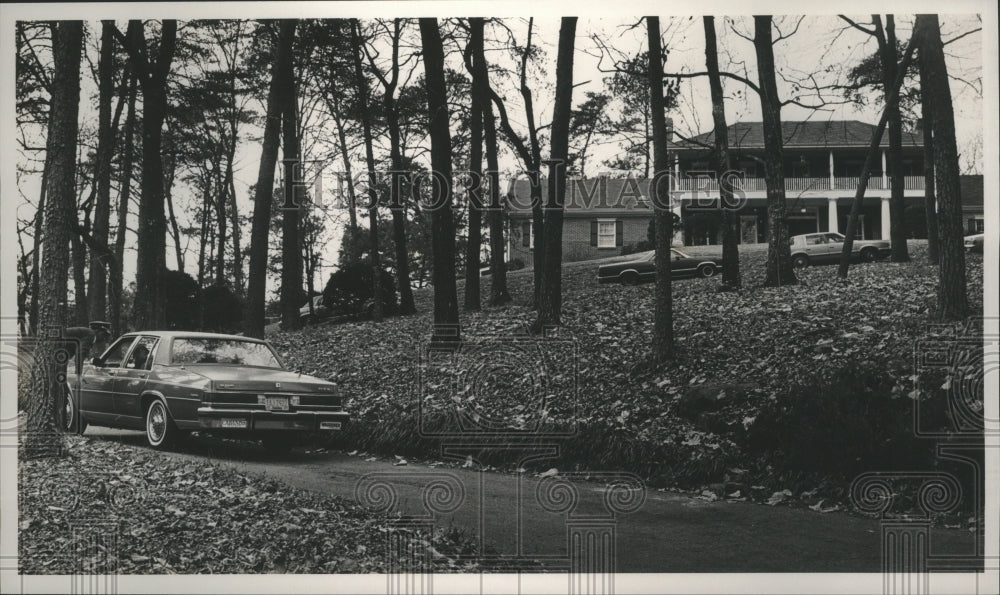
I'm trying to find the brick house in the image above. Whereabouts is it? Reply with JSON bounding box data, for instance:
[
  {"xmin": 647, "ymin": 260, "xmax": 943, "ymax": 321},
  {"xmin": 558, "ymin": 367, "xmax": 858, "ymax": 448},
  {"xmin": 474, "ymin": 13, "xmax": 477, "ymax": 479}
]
[{"xmin": 507, "ymin": 120, "xmax": 984, "ymax": 265}]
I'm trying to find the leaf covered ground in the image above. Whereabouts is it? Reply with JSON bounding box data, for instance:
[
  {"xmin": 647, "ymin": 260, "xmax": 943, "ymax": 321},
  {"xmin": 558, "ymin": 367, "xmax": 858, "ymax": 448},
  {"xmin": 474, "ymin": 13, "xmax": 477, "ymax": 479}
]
[
  {"xmin": 19, "ymin": 435, "xmax": 481, "ymax": 574},
  {"xmin": 273, "ymin": 242, "xmax": 984, "ymax": 503}
]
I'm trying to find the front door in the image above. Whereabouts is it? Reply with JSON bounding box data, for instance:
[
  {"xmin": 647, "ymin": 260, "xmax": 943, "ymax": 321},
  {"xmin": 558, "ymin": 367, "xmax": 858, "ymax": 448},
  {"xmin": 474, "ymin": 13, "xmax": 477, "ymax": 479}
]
[
  {"xmin": 80, "ymin": 336, "xmax": 136, "ymax": 419},
  {"xmin": 114, "ymin": 336, "xmax": 159, "ymax": 424}
]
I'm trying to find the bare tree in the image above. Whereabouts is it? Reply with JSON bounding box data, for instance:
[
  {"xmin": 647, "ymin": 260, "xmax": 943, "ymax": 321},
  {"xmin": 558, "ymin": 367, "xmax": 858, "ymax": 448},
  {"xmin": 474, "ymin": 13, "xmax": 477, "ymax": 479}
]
[
  {"xmin": 110, "ymin": 69, "xmax": 137, "ymax": 336},
  {"xmin": 704, "ymin": 16, "xmax": 741, "ymax": 290},
  {"xmin": 112, "ymin": 20, "xmax": 178, "ymax": 330},
  {"xmin": 753, "ymin": 16, "xmax": 797, "ymax": 287},
  {"xmin": 280, "ymin": 20, "xmax": 303, "ymax": 331},
  {"xmin": 463, "ymin": 18, "xmax": 485, "ymax": 312},
  {"xmin": 648, "ymin": 16, "xmax": 674, "ymax": 361},
  {"xmin": 915, "ymin": 14, "xmax": 967, "ymax": 320},
  {"xmin": 419, "ymin": 18, "xmax": 460, "ymax": 342},
  {"xmin": 352, "ymin": 19, "xmax": 384, "ymax": 322},
  {"xmin": 245, "ymin": 19, "xmax": 295, "ymax": 338},
  {"xmin": 533, "ymin": 17, "xmax": 577, "ymax": 331},
  {"xmin": 24, "ymin": 20, "xmax": 83, "ymax": 458}
]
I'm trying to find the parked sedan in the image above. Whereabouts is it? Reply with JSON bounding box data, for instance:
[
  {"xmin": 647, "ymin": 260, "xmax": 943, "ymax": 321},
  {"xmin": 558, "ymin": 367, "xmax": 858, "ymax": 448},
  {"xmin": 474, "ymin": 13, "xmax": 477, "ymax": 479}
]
[
  {"xmin": 64, "ymin": 331, "xmax": 348, "ymax": 453},
  {"xmin": 597, "ymin": 249, "xmax": 723, "ymax": 285},
  {"xmin": 964, "ymin": 233, "xmax": 984, "ymax": 253},
  {"xmin": 788, "ymin": 232, "xmax": 890, "ymax": 268}
]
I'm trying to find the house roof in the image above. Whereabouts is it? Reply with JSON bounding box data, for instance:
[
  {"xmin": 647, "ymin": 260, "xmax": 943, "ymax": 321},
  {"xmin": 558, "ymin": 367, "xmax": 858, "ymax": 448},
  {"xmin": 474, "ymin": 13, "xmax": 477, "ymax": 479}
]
[{"xmin": 671, "ymin": 120, "xmax": 923, "ymax": 152}]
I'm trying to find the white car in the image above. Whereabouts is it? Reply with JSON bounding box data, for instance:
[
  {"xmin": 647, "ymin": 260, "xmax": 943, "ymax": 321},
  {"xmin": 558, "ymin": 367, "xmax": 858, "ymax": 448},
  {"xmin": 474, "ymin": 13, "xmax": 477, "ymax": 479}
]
[
  {"xmin": 789, "ymin": 232, "xmax": 890, "ymax": 268},
  {"xmin": 299, "ymin": 295, "xmax": 328, "ymax": 324}
]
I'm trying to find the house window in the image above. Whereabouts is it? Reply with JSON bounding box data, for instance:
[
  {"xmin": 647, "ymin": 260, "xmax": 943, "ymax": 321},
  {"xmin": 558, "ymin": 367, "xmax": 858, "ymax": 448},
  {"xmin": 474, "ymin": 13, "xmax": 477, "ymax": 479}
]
[{"xmin": 597, "ymin": 220, "xmax": 617, "ymax": 248}]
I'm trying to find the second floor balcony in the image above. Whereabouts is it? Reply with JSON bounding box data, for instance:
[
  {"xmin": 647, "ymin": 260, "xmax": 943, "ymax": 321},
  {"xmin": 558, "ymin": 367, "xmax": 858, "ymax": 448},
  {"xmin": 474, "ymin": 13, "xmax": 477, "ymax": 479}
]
[{"xmin": 674, "ymin": 175, "xmax": 926, "ymax": 194}]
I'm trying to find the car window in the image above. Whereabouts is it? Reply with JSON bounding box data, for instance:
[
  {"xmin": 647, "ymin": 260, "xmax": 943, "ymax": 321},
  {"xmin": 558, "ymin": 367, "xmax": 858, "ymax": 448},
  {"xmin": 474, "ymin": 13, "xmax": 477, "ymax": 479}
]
[
  {"xmin": 100, "ymin": 337, "xmax": 136, "ymax": 367},
  {"xmin": 170, "ymin": 338, "xmax": 282, "ymax": 368},
  {"xmin": 124, "ymin": 336, "xmax": 158, "ymax": 370},
  {"xmin": 806, "ymin": 235, "xmax": 826, "ymax": 245},
  {"xmin": 825, "ymin": 233, "xmax": 844, "ymax": 243}
]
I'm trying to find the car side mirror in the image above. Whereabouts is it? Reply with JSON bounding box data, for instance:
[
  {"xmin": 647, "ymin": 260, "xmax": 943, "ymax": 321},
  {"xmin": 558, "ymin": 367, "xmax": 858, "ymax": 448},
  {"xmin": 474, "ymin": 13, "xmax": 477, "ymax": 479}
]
[{"xmin": 92, "ymin": 357, "xmax": 103, "ymax": 367}]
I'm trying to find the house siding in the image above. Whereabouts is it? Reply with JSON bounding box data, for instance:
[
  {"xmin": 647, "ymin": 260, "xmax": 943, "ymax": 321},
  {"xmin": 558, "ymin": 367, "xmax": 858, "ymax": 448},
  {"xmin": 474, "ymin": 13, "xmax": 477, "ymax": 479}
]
[{"xmin": 508, "ymin": 216, "xmax": 652, "ymax": 268}]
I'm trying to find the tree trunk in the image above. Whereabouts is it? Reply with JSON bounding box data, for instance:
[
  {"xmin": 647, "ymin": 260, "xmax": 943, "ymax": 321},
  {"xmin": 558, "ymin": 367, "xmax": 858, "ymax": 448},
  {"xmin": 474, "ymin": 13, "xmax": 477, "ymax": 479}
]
[
  {"xmin": 648, "ymin": 16, "xmax": 674, "ymax": 361},
  {"xmin": 131, "ymin": 20, "xmax": 177, "ymax": 330},
  {"xmin": 164, "ymin": 155, "xmax": 184, "ymax": 271},
  {"xmin": 280, "ymin": 20, "xmax": 303, "ymax": 331},
  {"xmin": 753, "ymin": 16, "xmax": 797, "ymax": 287},
  {"xmin": 419, "ymin": 18, "xmax": 460, "ymax": 343},
  {"xmin": 87, "ymin": 21, "xmax": 116, "ymax": 323},
  {"xmin": 71, "ymin": 233, "xmax": 88, "ymax": 324},
  {"xmin": 704, "ymin": 16, "xmax": 741, "ymax": 290},
  {"xmin": 29, "ymin": 151, "xmax": 50, "ymax": 335},
  {"xmin": 533, "ymin": 17, "xmax": 577, "ymax": 331},
  {"xmin": 352, "ymin": 19, "xmax": 384, "ymax": 322},
  {"xmin": 24, "ymin": 20, "xmax": 83, "ymax": 459},
  {"xmin": 464, "ymin": 18, "xmax": 485, "ymax": 312},
  {"xmin": 838, "ymin": 34, "xmax": 917, "ymax": 278},
  {"xmin": 876, "ymin": 16, "xmax": 909, "ymax": 261},
  {"xmin": 477, "ymin": 23, "xmax": 512, "ymax": 308},
  {"xmin": 919, "ymin": 48, "xmax": 939, "ymax": 265},
  {"xmin": 332, "ymin": 112, "xmax": 358, "ymax": 232},
  {"xmin": 381, "ymin": 20, "xmax": 416, "ymax": 315},
  {"xmin": 111, "ymin": 70, "xmax": 137, "ymax": 337},
  {"xmin": 245, "ymin": 19, "xmax": 292, "ymax": 338},
  {"xmin": 214, "ymin": 158, "xmax": 228, "ymax": 285},
  {"xmin": 915, "ymin": 14, "xmax": 967, "ymax": 320}
]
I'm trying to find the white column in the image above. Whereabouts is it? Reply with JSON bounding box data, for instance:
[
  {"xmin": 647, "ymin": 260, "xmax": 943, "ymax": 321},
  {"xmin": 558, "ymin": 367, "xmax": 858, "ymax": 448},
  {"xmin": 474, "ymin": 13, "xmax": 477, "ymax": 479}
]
[
  {"xmin": 881, "ymin": 196, "xmax": 891, "ymax": 240},
  {"xmin": 829, "ymin": 151, "xmax": 835, "ymax": 189},
  {"xmin": 674, "ymin": 158, "xmax": 680, "ymax": 190},
  {"xmin": 828, "ymin": 197, "xmax": 839, "ymax": 233},
  {"xmin": 881, "ymin": 150, "xmax": 887, "ymax": 189}
]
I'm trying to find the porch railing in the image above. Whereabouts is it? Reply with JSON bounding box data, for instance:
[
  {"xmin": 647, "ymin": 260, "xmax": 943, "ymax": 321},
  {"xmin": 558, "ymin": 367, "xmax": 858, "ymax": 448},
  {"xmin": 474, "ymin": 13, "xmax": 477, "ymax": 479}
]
[{"xmin": 675, "ymin": 176, "xmax": 925, "ymax": 192}]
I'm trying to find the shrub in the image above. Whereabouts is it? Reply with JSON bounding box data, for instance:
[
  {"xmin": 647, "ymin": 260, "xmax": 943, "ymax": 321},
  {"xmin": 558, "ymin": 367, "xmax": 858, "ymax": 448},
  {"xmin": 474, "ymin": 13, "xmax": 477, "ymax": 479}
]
[
  {"xmin": 622, "ymin": 241, "xmax": 655, "ymax": 256},
  {"xmin": 322, "ymin": 261, "xmax": 398, "ymax": 319},
  {"xmin": 746, "ymin": 359, "xmax": 931, "ymax": 475},
  {"xmin": 162, "ymin": 270, "xmax": 200, "ymax": 330},
  {"xmin": 200, "ymin": 284, "xmax": 244, "ymax": 333},
  {"xmin": 508, "ymin": 258, "xmax": 525, "ymax": 271}
]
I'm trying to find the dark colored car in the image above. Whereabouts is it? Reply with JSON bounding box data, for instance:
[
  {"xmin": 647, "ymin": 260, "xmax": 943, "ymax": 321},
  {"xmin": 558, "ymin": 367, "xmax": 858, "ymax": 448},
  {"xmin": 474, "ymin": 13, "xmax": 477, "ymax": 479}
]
[
  {"xmin": 597, "ymin": 249, "xmax": 723, "ymax": 285},
  {"xmin": 64, "ymin": 331, "xmax": 348, "ymax": 453}
]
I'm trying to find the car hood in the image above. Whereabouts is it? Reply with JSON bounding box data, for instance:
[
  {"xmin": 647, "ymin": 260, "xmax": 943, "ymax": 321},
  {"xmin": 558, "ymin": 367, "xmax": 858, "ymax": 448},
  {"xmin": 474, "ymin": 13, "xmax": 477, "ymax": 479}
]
[{"xmin": 179, "ymin": 366, "xmax": 336, "ymax": 393}]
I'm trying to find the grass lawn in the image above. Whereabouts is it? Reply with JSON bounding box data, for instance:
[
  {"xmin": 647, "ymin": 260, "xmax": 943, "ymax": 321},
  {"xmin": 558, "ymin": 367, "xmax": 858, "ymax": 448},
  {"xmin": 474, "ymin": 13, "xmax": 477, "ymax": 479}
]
[{"xmin": 272, "ymin": 241, "xmax": 984, "ymax": 501}]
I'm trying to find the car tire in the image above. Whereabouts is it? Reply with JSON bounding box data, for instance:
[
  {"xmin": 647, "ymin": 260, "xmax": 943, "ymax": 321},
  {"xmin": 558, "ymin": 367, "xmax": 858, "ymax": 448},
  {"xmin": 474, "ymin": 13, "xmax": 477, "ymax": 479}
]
[
  {"xmin": 792, "ymin": 254, "xmax": 809, "ymax": 269},
  {"xmin": 262, "ymin": 435, "xmax": 295, "ymax": 455},
  {"xmin": 619, "ymin": 271, "xmax": 639, "ymax": 286},
  {"xmin": 860, "ymin": 247, "xmax": 878, "ymax": 262},
  {"xmin": 64, "ymin": 386, "xmax": 87, "ymax": 435},
  {"xmin": 145, "ymin": 398, "xmax": 178, "ymax": 450},
  {"xmin": 698, "ymin": 264, "xmax": 716, "ymax": 278},
  {"xmin": 301, "ymin": 314, "xmax": 314, "ymax": 326}
]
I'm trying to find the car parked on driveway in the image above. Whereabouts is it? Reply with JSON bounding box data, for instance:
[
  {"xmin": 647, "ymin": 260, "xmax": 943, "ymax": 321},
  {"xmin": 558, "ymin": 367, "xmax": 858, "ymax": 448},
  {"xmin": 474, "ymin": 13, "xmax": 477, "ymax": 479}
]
[
  {"xmin": 964, "ymin": 233, "xmax": 984, "ymax": 253},
  {"xmin": 64, "ymin": 331, "xmax": 348, "ymax": 453},
  {"xmin": 788, "ymin": 232, "xmax": 890, "ymax": 268},
  {"xmin": 597, "ymin": 249, "xmax": 723, "ymax": 285},
  {"xmin": 299, "ymin": 295, "xmax": 329, "ymax": 324}
]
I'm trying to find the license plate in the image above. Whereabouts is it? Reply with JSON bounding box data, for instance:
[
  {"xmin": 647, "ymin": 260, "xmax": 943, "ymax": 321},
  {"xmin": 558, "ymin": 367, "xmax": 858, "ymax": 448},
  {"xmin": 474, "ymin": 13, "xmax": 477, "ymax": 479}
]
[
  {"xmin": 220, "ymin": 418, "xmax": 247, "ymax": 429},
  {"xmin": 265, "ymin": 397, "xmax": 289, "ymax": 411},
  {"xmin": 320, "ymin": 421, "xmax": 342, "ymax": 430}
]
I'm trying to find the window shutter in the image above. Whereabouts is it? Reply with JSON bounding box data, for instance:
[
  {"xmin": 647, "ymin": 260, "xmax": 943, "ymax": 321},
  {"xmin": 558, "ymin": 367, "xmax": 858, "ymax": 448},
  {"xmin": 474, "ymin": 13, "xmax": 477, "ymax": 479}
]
[
  {"xmin": 590, "ymin": 221, "xmax": 598, "ymax": 246},
  {"xmin": 522, "ymin": 222, "xmax": 531, "ymax": 247},
  {"xmin": 615, "ymin": 220, "xmax": 624, "ymax": 247}
]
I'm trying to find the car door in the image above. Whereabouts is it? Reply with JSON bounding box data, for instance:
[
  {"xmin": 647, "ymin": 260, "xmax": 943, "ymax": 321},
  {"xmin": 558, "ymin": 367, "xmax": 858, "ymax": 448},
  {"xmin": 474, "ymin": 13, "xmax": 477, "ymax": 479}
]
[
  {"xmin": 823, "ymin": 233, "xmax": 846, "ymax": 262},
  {"xmin": 670, "ymin": 250, "xmax": 695, "ymax": 277},
  {"xmin": 80, "ymin": 336, "xmax": 136, "ymax": 420},
  {"xmin": 113, "ymin": 335, "xmax": 159, "ymax": 425}
]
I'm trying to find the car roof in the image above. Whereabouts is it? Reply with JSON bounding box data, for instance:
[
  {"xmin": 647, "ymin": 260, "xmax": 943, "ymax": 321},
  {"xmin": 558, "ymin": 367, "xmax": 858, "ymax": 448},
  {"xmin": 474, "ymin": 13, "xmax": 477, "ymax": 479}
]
[{"xmin": 118, "ymin": 331, "xmax": 267, "ymax": 343}]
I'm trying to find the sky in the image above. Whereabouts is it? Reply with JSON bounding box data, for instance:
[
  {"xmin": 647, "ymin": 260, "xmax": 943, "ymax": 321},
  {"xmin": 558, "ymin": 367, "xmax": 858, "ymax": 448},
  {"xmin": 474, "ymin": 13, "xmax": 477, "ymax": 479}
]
[{"xmin": 6, "ymin": 7, "xmax": 987, "ymax": 302}]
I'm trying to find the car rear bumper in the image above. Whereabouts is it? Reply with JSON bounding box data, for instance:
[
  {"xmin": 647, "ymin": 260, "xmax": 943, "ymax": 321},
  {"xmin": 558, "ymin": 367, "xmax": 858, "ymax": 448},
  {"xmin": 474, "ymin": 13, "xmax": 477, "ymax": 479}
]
[{"xmin": 196, "ymin": 407, "xmax": 349, "ymax": 432}]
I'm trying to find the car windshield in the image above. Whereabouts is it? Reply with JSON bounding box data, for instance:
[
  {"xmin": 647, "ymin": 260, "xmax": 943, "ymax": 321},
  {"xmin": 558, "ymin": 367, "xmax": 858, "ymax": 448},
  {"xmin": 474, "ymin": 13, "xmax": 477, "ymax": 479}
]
[{"xmin": 170, "ymin": 338, "xmax": 282, "ymax": 368}]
